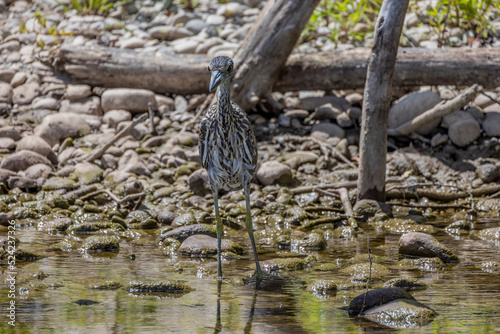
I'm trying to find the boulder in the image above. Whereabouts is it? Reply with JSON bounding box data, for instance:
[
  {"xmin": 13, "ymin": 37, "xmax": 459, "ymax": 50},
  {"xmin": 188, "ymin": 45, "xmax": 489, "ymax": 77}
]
[{"xmin": 256, "ymin": 161, "xmax": 293, "ymax": 185}]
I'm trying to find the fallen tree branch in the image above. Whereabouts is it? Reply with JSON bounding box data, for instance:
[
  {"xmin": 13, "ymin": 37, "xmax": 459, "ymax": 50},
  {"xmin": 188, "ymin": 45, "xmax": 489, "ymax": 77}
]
[
  {"xmin": 45, "ymin": 46, "xmax": 500, "ymax": 96},
  {"xmin": 386, "ymin": 184, "xmax": 500, "ymax": 201},
  {"xmin": 291, "ymin": 177, "xmax": 404, "ymax": 195},
  {"xmin": 77, "ymin": 113, "xmax": 148, "ymax": 163},
  {"xmin": 388, "ymin": 84, "xmax": 480, "ymax": 136},
  {"xmin": 280, "ymin": 134, "xmax": 357, "ymax": 168}
]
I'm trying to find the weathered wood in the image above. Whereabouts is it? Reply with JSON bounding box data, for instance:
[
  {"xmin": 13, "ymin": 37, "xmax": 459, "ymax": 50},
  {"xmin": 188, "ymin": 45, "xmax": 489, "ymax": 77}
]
[
  {"xmin": 357, "ymin": 0, "xmax": 410, "ymax": 202},
  {"xmin": 47, "ymin": 46, "xmax": 500, "ymax": 98},
  {"xmin": 388, "ymin": 84, "xmax": 481, "ymax": 136},
  {"xmin": 231, "ymin": 0, "xmax": 320, "ymax": 110}
]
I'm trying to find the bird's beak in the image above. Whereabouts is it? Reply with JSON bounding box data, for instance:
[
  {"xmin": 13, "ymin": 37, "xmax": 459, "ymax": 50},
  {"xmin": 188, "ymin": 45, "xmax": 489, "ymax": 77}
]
[{"xmin": 209, "ymin": 70, "xmax": 223, "ymax": 92}]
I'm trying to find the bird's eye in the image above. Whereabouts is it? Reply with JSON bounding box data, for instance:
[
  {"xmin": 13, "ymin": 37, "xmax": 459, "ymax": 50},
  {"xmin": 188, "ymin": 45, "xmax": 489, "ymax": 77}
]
[{"xmin": 227, "ymin": 64, "xmax": 233, "ymax": 72}]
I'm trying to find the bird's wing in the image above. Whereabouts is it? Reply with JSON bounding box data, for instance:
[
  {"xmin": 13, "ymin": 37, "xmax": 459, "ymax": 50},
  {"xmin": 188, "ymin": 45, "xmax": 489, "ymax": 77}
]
[
  {"xmin": 199, "ymin": 105, "xmax": 215, "ymax": 169},
  {"xmin": 232, "ymin": 102, "xmax": 258, "ymax": 168}
]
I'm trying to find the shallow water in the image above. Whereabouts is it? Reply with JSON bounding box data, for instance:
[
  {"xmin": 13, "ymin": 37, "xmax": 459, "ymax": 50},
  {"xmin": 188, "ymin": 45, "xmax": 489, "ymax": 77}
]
[{"xmin": 1, "ymin": 211, "xmax": 500, "ymax": 334}]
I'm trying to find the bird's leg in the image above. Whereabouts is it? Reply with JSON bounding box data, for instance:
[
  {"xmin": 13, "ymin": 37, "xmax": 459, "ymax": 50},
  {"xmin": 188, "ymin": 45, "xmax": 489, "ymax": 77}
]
[
  {"xmin": 213, "ymin": 189, "xmax": 223, "ymax": 279},
  {"xmin": 244, "ymin": 184, "xmax": 262, "ymax": 276}
]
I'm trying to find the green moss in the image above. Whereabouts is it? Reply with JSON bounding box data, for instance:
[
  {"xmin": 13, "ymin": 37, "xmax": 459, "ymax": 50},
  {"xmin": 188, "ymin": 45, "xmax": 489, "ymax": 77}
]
[
  {"xmin": 126, "ymin": 280, "xmax": 193, "ymax": 293},
  {"xmin": 89, "ymin": 280, "xmax": 122, "ymax": 290},
  {"xmin": 53, "ymin": 195, "xmax": 70, "ymax": 209},
  {"xmin": 68, "ymin": 222, "xmax": 125, "ymax": 234},
  {"xmin": 161, "ymin": 237, "xmax": 181, "ymax": 256},
  {"xmin": 307, "ymin": 279, "xmax": 338, "ymax": 296}
]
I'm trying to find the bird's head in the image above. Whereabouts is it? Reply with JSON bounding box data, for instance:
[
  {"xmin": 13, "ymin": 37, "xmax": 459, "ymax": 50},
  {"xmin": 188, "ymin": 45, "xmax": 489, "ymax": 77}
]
[{"xmin": 208, "ymin": 56, "xmax": 235, "ymax": 92}]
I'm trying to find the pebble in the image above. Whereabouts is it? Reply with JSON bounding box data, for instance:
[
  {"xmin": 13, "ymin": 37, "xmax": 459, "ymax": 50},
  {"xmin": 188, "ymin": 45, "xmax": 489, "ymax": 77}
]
[
  {"xmin": 148, "ymin": 26, "xmax": 194, "ymax": 41},
  {"xmin": 120, "ymin": 37, "xmax": 147, "ymax": 49},
  {"xmin": 31, "ymin": 97, "xmax": 59, "ymax": 110},
  {"xmin": 118, "ymin": 150, "xmax": 151, "ymax": 176},
  {"xmin": 10, "ymin": 72, "xmax": 27, "ymax": 87},
  {"xmin": 476, "ymin": 163, "xmax": 500, "ymax": 183},
  {"xmin": 216, "ymin": 2, "xmax": 248, "ymax": 18},
  {"xmin": 0, "ymin": 82, "xmax": 12, "ymax": 104},
  {"xmin": 0, "ymin": 126, "xmax": 21, "ymax": 140},
  {"xmin": 0, "ymin": 137, "xmax": 15, "ymax": 150},
  {"xmin": 24, "ymin": 163, "xmax": 53, "ymax": 179},
  {"xmin": 12, "ymin": 81, "xmax": 40, "ymax": 105},
  {"xmin": 0, "ymin": 69, "xmax": 16, "ymax": 83}
]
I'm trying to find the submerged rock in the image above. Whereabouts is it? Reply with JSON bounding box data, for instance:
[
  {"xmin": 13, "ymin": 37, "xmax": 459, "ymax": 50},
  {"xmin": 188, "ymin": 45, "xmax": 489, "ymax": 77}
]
[
  {"xmin": 126, "ymin": 280, "xmax": 193, "ymax": 294},
  {"xmin": 81, "ymin": 235, "xmax": 120, "ymax": 252},
  {"xmin": 160, "ymin": 224, "xmax": 217, "ymax": 243},
  {"xmin": 398, "ymin": 232, "xmax": 459, "ymax": 263},
  {"xmin": 178, "ymin": 235, "xmax": 243, "ymax": 257},
  {"xmin": 262, "ymin": 257, "xmax": 308, "ymax": 271},
  {"xmin": 341, "ymin": 263, "xmax": 390, "ymax": 282},
  {"xmin": 474, "ymin": 227, "xmax": 500, "ymax": 243},
  {"xmin": 307, "ymin": 279, "xmax": 337, "ymax": 297},
  {"xmin": 383, "ymin": 277, "xmax": 428, "ymax": 291},
  {"xmin": 361, "ymin": 299, "xmax": 437, "ymax": 329}
]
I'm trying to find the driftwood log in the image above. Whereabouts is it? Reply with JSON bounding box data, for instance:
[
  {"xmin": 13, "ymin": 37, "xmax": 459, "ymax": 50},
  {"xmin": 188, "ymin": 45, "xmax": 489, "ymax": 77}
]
[
  {"xmin": 357, "ymin": 0, "xmax": 409, "ymax": 202},
  {"xmin": 47, "ymin": 46, "xmax": 500, "ymax": 99},
  {"xmin": 231, "ymin": 0, "xmax": 320, "ymax": 110}
]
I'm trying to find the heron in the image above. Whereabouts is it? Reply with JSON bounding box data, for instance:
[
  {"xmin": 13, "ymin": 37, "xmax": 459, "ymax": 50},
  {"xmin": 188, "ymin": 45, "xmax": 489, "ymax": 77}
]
[{"xmin": 199, "ymin": 56, "xmax": 262, "ymax": 278}]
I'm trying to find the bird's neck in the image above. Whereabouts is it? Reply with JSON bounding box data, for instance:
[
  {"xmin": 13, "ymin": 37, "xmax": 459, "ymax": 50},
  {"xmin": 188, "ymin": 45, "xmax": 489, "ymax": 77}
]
[{"xmin": 216, "ymin": 82, "xmax": 231, "ymax": 110}]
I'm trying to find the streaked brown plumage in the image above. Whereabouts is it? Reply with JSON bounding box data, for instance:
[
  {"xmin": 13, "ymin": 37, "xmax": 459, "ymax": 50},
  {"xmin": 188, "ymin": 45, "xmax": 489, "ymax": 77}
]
[{"xmin": 199, "ymin": 56, "xmax": 261, "ymax": 278}]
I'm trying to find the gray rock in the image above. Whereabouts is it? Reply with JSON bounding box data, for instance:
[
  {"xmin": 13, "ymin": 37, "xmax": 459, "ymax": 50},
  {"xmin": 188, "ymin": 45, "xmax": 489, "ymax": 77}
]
[
  {"xmin": 205, "ymin": 14, "xmax": 225, "ymax": 25},
  {"xmin": 398, "ymin": 231, "xmax": 459, "ymax": 263},
  {"xmin": 431, "ymin": 133, "xmax": 448, "ymax": 147},
  {"xmin": 118, "ymin": 150, "xmax": 150, "ymax": 176},
  {"xmin": 294, "ymin": 95, "xmax": 350, "ymax": 112},
  {"xmin": 0, "ymin": 69, "xmax": 15, "ymax": 83},
  {"xmin": 441, "ymin": 110, "xmax": 475, "ymax": 128},
  {"xmin": 101, "ymin": 88, "xmax": 157, "ymax": 113},
  {"xmin": 155, "ymin": 95, "xmax": 175, "ymax": 111},
  {"xmin": 188, "ymin": 168, "xmax": 210, "ymax": 196},
  {"xmin": 216, "ymin": 2, "xmax": 248, "ymax": 18},
  {"xmin": 195, "ymin": 37, "xmax": 224, "ymax": 54},
  {"xmin": 0, "ymin": 126, "xmax": 20, "ymax": 140},
  {"xmin": 101, "ymin": 154, "xmax": 117, "ymax": 170},
  {"xmin": 171, "ymin": 213, "xmax": 197, "ymax": 228},
  {"xmin": 157, "ymin": 210, "xmax": 177, "ymax": 225},
  {"xmin": 0, "ymin": 168, "xmax": 17, "ymax": 184},
  {"xmin": 59, "ymin": 96, "xmax": 102, "ymax": 115},
  {"xmin": 178, "ymin": 234, "xmax": 243, "ymax": 257},
  {"xmin": 8, "ymin": 176, "xmax": 38, "ymax": 190},
  {"xmin": 388, "ymin": 91, "xmax": 442, "ymax": 135},
  {"xmin": 173, "ymin": 39, "xmax": 200, "ymax": 54},
  {"xmin": 148, "ymin": 26, "xmax": 194, "ymax": 41},
  {"xmin": 336, "ymin": 112, "xmax": 353, "ymax": 128},
  {"xmin": 0, "ymin": 82, "xmax": 12, "ymax": 104},
  {"xmin": 160, "ymin": 224, "xmax": 217, "ymax": 242},
  {"xmin": 207, "ymin": 42, "xmax": 239, "ymax": 57},
  {"xmin": 0, "ymin": 40, "xmax": 21, "ymax": 53},
  {"xmin": 117, "ymin": 121, "xmax": 149, "ymax": 140},
  {"xmin": 0, "ymin": 150, "xmax": 52, "ymax": 172},
  {"xmin": 34, "ymin": 112, "xmax": 91, "ymax": 146},
  {"xmin": 103, "ymin": 109, "xmax": 132, "ymax": 128},
  {"xmin": 361, "ymin": 299, "xmax": 437, "ymax": 329},
  {"xmin": 284, "ymin": 109, "xmax": 309, "ymax": 119},
  {"xmin": 65, "ymin": 84, "xmax": 92, "ymax": 100},
  {"xmin": 24, "ymin": 163, "xmax": 53, "ymax": 179},
  {"xmin": 477, "ymin": 163, "xmax": 500, "ymax": 183},
  {"xmin": 174, "ymin": 95, "xmax": 188, "ymax": 113},
  {"xmin": 185, "ymin": 19, "xmax": 206, "ymax": 34},
  {"xmin": 16, "ymin": 135, "xmax": 58, "ymax": 164},
  {"xmin": 72, "ymin": 162, "xmax": 104, "ymax": 185},
  {"xmin": 314, "ymin": 103, "xmax": 342, "ymax": 120},
  {"xmin": 12, "ymin": 82, "xmax": 40, "ymax": 105},
  {"xmin": 0, "ymin": 137, "xmax": 15, "ymax": 150},
  {"xmin": 282, "ymin": 151, "xmax": 319, "ymax": 169},
  {"xmin": 482, "ymin": 112, "xmax": 500, "ymax": 137},
  {"xmin": 448, "ymin": 118, "xmax": 481, "ymax": 147},
  {"xmin": 10, "ymin": 72, "xmax": 26, "ymax": 87},
  {"xmin": 311, "ymin": 122, "xmax": 345, "ymax": 139},
  {"xmin": 256, "ymin": 160, "xmax": 293, "ymax": 186},
  {"xmin": 31, "ymin": 97, "xmax": 59, "ymax": 110}
]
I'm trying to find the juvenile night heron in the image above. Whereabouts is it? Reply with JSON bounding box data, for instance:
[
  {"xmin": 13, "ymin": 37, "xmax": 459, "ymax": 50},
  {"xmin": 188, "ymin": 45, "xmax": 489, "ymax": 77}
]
[{"xmin": 199, "ymin": 56, "xmax": 262, "ymax": 278}]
